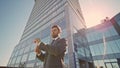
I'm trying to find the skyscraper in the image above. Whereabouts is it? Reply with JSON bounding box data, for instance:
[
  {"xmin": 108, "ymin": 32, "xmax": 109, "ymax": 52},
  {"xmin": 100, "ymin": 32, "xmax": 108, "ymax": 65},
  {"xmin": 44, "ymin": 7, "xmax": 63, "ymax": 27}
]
[{"xmin": 7, "ymin": 0, "xmax": 93, "ymax": 68}]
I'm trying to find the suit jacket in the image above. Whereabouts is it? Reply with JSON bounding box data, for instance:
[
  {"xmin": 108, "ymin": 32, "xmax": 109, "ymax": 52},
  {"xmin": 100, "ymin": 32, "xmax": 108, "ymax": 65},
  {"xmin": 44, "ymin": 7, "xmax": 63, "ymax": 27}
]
[{"xmin": 36, "ymin": 38, "xmax": 67, "ymax": 68}]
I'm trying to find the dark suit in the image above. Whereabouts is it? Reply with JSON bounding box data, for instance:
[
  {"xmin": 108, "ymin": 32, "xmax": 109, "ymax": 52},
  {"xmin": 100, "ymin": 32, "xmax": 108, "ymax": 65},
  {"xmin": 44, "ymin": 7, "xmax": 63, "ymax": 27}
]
[{"xmin": 36, "ymin": 38, "xmax": 67, "ymax": 68}]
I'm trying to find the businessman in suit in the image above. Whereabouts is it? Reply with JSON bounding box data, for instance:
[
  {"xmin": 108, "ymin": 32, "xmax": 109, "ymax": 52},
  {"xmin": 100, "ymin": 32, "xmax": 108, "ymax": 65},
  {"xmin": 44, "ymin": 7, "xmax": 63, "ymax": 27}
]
[{"xmin": 34, "ymin": 25, "xmax": 67, "ymax": 68}]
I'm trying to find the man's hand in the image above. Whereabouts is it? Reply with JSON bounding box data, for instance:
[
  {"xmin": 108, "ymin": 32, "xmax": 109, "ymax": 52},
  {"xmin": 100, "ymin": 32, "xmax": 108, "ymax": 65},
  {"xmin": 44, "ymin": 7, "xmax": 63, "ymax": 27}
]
[
  {"xmin": 34, "ymin": 38, "xmax": 41, "ymax": 46},
  {"xmin": 34, "ymin": 45, "xmax": 41, "ymax": 55},
  {"xmin": 34, "ymin": 38, "xmax": 41, "ymax": 55}
]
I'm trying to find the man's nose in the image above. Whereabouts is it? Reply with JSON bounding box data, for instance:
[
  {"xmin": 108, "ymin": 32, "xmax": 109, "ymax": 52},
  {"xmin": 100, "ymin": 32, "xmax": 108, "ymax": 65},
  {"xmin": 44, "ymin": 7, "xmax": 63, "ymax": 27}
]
[{"xmin": 51, "ymin": 32, "xmax": 53, "ymax": 34}]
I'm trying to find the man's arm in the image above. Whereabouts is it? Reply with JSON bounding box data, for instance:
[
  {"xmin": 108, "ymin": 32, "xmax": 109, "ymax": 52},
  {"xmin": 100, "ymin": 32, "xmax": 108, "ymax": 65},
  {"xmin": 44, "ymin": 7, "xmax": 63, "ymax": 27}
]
[
  {"xmin": 36, "ymin": 52, "xmax": 45, "ymax": 61},
  {"xmin": 34, "ymin": 40, "xmax": 45, "ymax": 61},
  {"xmin": 39, "ymin": 38, "xmax": 67, "ymax": 56}
]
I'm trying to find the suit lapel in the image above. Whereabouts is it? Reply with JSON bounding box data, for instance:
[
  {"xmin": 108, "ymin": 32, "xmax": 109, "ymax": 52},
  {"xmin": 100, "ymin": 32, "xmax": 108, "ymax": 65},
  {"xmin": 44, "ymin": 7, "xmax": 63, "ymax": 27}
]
[{"xmin": 51, "ymin": 38, "xmax": 60, "ymax": 46}]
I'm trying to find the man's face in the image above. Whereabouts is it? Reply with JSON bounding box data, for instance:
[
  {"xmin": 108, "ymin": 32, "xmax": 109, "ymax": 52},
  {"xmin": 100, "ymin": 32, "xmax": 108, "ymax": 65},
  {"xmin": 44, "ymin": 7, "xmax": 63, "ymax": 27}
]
[{"xmin": 51, "ymin": 27, "xmax": 60, "ymax": 38}]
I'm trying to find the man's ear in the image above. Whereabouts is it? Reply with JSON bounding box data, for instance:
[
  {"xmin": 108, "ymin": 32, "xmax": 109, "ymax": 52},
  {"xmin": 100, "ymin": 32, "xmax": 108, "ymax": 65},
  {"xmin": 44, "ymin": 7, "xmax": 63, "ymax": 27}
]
[{"xmin": 58, "ymin": 30, "xmax": 61, "ymax": 34}]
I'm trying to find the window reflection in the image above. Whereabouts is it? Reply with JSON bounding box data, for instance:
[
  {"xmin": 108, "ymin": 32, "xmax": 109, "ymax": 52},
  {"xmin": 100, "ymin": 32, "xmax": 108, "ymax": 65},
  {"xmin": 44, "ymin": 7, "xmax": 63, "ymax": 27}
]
[
  {"xmin": 53, "ymin": 18, "xmax": 66, "ymax": 30},
  {"xmin": 117, "ymin": 20, "xmax": 120, "ymax": 26},
  {"xmin": 41, "ymin": 36, "xmax": 50, "ymax": 44},
  {"xmin": 11, "ymin": 57, "xmax": 17, "ymax": 65},
  {"xmin": 41, "ymin": 26, "xmax": 50, "ymax": 39},
  {"xmin": 61, "ymin": 29, "xmax": 67, "ymax": 38},
  {"xmin": 21, "ymin": 54, "xmax": 28, "ymax": 62},
  {"xmin": 19, "ymin": 48, "xmax": 24, "ymax": 55},
  {"xmin": 24, "ymin": 46, "xmax": 30, "ymax": 54},
  {"xmin": 28, "ymin": 52, "xmax": 36, "ymax": 61},
  {"xmin": 26, "ymin": 63, "xmax": 34, "ymax": 67},
  {"xmin": 87, "ymin": 26, "xmax": 118, "ymax": 42},
  {"xmin": 16, "ymin": 56, "xmax": 22, "ymax": 64},
  {"xmin": 30, "ymin": 44, "xmax": 35, "ymax": 51}
]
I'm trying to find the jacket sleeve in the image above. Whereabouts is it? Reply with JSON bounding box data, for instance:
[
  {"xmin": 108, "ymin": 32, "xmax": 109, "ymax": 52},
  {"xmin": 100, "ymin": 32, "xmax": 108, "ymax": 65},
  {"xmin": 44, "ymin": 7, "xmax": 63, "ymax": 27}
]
[
  {"xmin": 36, "ymin": 52, "xmax": 45, "ymax": 62},
  {"xmin": 39, "ymin": 38, "xmax": 67, "ymax": 56}
]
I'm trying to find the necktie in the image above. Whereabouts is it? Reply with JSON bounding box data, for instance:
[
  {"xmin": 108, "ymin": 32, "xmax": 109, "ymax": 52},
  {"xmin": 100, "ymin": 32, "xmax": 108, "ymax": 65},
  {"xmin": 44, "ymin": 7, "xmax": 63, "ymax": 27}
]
[{"xmin": 51, "ymin": 40, "xmax": 55, "ymax": 45}]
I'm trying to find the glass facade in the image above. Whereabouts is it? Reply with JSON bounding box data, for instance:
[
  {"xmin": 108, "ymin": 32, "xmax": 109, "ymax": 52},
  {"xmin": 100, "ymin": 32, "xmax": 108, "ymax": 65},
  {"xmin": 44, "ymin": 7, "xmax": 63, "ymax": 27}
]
[
  {"xmin": 7, "ymin": 0, "xmax": 93, "ymax": 68},
  {"xmin": 86, "ymin": 13, "xmax": 120, "ymax": 68},
  {"xmin": 114, "ymin": 13, "xmax": 120, "ymax": 26},
  {"xmin": 67, "ymin": 3, "xmax": 94, "ymax": 67}
]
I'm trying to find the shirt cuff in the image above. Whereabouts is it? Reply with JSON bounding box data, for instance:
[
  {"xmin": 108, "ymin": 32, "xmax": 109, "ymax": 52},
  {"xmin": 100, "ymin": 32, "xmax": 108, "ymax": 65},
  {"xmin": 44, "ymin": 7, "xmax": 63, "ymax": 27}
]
[
  {"xmin": 37, "ymin": 42, "xmax": 41, "ymax": 46},
  {"xmin": 37, "ymin": 52, "xmax": 41, "ymax": 56}
]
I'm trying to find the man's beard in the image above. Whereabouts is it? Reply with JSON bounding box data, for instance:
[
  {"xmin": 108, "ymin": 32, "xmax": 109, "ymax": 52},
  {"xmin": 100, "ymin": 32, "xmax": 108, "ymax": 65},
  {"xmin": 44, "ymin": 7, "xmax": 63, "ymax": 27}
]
[{"xmin": 52, "ymin": 34, "xmax": 58, "ymax": 38}]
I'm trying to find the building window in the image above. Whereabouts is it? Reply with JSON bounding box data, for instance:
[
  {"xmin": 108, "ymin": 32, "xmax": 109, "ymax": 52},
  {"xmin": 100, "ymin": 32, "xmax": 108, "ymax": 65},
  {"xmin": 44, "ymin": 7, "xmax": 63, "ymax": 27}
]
[
  {"xmin": 24, "ymin": 45, "xmax": 30, "ymax": 54},
  {"xmin": 41, "ymin": 36, "xmax": 50, "ymax": 44},
  {"xmin": 16, "ymin": 56, "xmax": 22, "ymax": 64},
  {"xmin": 28, "ymin": 52, "xmax": 36, "ymax": 61},
  {"xmin": 41, "ymin": 26, "xmax": 50, "ymax": 39},
  {"xmin": 26, "ymin": 63, "xmax": 35, "ymax": 67},
  {"xmin": 30, "ymin": 44, "xmax": 36, "ymax": 51},
  {"xmin": 19, "ymin": 48, "xmax": 25, "ymax": 55},
  {"xmin": 11, "ymin": 57, "xmax": 17, "ymax": 65},
  {"xmin": 21, "ymin": 54, "xmax": 28, "ymax": 62},
  {"xmin": 53, "ymin": 18, "xmax": 66, "ymax": 30}
]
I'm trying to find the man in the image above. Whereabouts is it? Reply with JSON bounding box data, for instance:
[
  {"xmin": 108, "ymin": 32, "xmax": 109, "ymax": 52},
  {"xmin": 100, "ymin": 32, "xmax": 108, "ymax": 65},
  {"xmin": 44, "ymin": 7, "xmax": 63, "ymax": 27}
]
[{"xmin": 34, "ymin": 25, "xmax": 67, "ymax": 68}]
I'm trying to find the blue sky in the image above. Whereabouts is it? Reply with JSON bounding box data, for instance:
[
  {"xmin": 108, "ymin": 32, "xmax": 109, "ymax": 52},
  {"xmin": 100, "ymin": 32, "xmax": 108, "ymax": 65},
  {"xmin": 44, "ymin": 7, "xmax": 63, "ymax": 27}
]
[
  {"xmin": 0, "ymin": 0, "xmax": 34, "ymax": 66},
  {"xmin": 0, "ymin": 0, "xmax": 120, "ymax": 66}
]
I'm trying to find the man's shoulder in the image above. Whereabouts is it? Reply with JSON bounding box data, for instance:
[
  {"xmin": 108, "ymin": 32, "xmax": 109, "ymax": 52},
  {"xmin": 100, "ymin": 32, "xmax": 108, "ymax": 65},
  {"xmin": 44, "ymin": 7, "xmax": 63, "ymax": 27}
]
[{"xmin": 60, "ymin": 38, "xmax": 67, "ymax": 41}]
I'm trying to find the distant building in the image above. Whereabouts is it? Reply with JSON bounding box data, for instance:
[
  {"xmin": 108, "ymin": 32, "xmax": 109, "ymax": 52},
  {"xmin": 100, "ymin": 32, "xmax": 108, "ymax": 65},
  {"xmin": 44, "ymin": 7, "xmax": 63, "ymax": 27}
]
[
  {"xmin": 7, "ymin": 0, "xmax": 93, "ymax": 68},
  {"xmin": 86, "ymin": 13, "xmax": 120, "ymax": 68}
]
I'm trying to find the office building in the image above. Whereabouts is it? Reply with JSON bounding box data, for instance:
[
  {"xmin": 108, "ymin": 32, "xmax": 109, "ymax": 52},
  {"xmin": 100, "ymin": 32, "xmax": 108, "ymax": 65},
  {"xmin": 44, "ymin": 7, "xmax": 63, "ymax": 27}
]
[
  {"xmin": 7, "ymin": 0, "xmax": 93, "ymax": 68},
  {"xmin": 86, "ymin": 13, "xmax": 120, "ymax": 68}
]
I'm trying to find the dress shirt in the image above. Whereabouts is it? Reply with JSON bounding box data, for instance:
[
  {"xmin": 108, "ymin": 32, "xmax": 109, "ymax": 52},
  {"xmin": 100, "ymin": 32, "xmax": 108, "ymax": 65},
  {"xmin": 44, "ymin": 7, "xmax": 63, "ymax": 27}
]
[{"xmin": 52, "ymin": 36, "xmax": 59, "ymax": 40}]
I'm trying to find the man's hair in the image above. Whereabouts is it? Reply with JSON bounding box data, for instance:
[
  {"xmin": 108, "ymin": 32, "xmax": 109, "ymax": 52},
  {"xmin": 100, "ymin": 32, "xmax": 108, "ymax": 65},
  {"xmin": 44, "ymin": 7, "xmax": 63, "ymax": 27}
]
[{"xmin": 52, "ymin": 25, "xmax": 62, "ymax": 33}]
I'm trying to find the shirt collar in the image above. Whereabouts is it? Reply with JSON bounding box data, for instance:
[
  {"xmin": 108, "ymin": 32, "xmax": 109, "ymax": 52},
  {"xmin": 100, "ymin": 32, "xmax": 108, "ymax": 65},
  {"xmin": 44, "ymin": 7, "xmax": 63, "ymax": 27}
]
[{"xmin": 52, "ymin": 36, "xmax": 59, "ymax": 40}]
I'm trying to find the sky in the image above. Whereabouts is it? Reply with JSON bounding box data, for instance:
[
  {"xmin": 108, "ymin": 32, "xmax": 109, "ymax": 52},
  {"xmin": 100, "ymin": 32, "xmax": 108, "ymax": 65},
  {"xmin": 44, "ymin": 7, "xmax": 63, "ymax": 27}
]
[
  {"xmin": 79, "ymin": 0, "xmax": 120, "ymax": 28},
  {"xmin": 0, "ymin": 0, "xmax": 34, "ymax": 66},
  {"xmin": 0, "ymin": 0, "xmax": 120, "ymax": 66}
]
